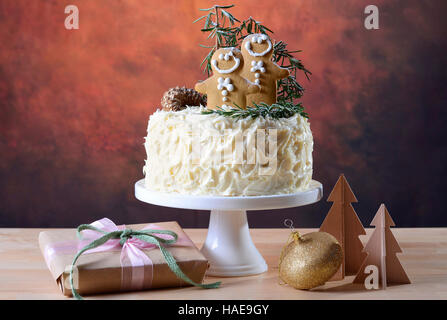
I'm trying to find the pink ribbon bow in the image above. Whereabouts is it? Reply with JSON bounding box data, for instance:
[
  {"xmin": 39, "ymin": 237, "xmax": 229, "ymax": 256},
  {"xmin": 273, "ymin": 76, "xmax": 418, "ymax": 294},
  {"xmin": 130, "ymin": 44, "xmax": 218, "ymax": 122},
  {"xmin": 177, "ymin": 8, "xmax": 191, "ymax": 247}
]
[{"xmin": 82, "ymin": 218, "xmax": 194, "ymax": 290}]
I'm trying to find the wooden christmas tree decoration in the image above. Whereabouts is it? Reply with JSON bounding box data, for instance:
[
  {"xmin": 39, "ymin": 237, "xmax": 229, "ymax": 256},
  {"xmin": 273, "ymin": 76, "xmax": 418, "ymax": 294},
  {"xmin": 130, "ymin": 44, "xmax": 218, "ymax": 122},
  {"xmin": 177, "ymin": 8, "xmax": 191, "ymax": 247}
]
[
  {"xmin": 319, "ymin": 174, "xmax": 366, "ymax": 280},
  {"xmin": 353, "ymin": 204, "xmax": 411, "ymax": 287}
]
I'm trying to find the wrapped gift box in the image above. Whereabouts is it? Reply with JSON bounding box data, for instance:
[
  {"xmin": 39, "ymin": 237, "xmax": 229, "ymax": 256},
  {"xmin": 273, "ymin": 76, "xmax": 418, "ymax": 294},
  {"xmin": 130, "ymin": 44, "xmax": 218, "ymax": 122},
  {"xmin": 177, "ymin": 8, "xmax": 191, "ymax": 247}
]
[{"xmin": 38, "ymin": 220, "xmax": 209, "ymax": 296}]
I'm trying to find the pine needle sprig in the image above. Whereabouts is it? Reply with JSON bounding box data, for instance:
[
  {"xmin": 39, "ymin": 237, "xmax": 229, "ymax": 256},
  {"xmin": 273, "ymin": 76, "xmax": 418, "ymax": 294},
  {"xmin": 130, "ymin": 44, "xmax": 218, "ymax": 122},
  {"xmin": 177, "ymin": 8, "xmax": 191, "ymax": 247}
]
[
  {"xmin": 273, "ymin": 40, "xmax": 312, "ymax": 103},
  {"xmin": 235, "ymin": 16, "xmax": 273, "ymax": 39},
  {"xmin": 201, "ymin": 102, "xmax": 308, "ymax": 120},
  {"xmin": 194, "ymin": 5, "xmax": 241, "ymax": 76}
]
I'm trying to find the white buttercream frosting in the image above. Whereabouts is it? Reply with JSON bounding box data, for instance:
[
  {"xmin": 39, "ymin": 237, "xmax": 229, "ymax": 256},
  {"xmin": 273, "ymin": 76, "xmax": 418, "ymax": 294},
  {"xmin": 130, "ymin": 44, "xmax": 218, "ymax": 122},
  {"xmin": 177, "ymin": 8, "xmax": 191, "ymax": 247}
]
[{"xmin": 143, "ymin": 107, "xmax": 313, "ymax": 196}]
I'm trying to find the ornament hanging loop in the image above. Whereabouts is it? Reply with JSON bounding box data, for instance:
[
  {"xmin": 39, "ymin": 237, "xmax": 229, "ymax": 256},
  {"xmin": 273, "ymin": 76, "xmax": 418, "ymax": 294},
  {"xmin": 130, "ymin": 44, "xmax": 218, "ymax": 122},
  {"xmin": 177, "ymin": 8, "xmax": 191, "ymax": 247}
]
[
  {"xmin": 279, "ymin": 218, "xmax": 300, "ymax": 285},
  {"xmin": 284, "ymin": 219, "xmax": 295, "ymax": 232},
  {"xmin": 283, "ymin": 219, "xmax": 300, "ymax": 242}
]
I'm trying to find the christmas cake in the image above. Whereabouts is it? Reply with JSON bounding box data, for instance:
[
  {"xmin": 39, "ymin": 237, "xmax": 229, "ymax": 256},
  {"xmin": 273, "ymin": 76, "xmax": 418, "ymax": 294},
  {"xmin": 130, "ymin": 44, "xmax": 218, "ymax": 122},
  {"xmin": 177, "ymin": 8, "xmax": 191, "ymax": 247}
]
[{"xmin": 142, "ymin": 6, "xmax": 314, "ymax": 196}]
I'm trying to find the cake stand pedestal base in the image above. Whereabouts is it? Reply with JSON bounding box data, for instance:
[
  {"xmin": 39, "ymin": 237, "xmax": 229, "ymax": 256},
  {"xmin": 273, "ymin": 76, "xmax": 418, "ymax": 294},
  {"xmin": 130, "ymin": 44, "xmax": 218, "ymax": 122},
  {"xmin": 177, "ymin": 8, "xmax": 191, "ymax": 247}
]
[
  {"xmin": 135, "ymin": 179, "xmax": 322, "ymax": 277},
  {"xmin": 201, "ymin": 210, "xmax": 267, "ymax": 276}
]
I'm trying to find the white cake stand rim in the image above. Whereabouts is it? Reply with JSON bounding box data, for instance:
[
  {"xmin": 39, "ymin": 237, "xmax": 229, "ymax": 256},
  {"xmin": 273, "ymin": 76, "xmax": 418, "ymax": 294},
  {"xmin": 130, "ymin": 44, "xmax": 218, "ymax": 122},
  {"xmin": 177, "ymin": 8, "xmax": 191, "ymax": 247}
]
[{"xmin": 134, "ymin": 179, "xmax": 323, "ymax": 211}]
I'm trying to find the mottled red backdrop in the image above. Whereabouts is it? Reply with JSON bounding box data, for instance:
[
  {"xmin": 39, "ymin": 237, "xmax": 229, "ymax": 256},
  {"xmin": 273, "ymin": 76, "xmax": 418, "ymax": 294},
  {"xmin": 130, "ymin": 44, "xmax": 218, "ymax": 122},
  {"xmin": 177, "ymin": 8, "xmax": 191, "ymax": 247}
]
[{"xmin": 1, "ymin": 0, "xmax": 446, "ymax": 227}]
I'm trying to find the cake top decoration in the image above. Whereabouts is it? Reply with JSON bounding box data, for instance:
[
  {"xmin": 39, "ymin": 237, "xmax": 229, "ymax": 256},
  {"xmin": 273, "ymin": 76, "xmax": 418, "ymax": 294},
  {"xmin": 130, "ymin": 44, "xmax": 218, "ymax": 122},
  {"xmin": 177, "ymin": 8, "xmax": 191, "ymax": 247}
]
[
  {"xmin": 159, "ymin": 4, "xmax": 311, "ymax": 120},
  {"xmin": 193, "ymin": 4, "xmax": 311, "ymax": 119}
]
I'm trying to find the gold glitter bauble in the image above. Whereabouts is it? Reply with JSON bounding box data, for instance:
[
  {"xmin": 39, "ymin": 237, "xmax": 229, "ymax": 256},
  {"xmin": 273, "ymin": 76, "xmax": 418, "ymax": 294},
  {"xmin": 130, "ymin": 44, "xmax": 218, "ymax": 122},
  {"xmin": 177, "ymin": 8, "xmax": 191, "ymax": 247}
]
[{"xmin": 279, "ymin": 231, "xmax": 342, "ymax": 290}]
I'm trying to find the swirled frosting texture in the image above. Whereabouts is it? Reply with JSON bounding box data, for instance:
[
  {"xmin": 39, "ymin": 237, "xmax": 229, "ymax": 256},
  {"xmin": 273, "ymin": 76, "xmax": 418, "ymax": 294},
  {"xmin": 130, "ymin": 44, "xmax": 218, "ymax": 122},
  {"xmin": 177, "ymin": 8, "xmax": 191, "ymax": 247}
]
[{"xmin": 143, "ymin": 107, "xmax": 313, "ymax": 196}]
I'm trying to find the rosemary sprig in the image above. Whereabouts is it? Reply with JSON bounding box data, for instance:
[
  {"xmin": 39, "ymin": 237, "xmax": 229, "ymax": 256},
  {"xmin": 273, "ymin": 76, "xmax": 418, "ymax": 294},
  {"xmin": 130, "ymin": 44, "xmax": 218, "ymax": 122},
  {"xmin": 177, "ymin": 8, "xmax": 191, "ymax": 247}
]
[
  {"xmin": 273, "ymin": 41, "xmax": 312, "ymax": 103},
  {"xmin": 201, "ymin": 102, "xmax": 308, "ymax": 120},
  {"xmin": 194, "ymin": 5, "xmax": 240, "ymax": 75}
]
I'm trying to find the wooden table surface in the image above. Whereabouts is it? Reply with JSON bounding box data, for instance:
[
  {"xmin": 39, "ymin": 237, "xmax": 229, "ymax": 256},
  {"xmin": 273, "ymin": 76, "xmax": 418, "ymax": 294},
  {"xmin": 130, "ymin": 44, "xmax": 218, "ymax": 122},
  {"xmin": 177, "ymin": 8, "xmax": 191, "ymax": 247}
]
[{"xmin": 0, "ymin": 227, "xmax": 446, "ymax": 300}]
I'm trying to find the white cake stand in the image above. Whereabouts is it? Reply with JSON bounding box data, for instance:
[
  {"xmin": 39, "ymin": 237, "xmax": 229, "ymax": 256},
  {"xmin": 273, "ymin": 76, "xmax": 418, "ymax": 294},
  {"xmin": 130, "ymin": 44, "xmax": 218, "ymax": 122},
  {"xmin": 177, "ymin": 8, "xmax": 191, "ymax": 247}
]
[{"xmin": 134, "ymin": 179, "xmax": 322, "ymax": 277}]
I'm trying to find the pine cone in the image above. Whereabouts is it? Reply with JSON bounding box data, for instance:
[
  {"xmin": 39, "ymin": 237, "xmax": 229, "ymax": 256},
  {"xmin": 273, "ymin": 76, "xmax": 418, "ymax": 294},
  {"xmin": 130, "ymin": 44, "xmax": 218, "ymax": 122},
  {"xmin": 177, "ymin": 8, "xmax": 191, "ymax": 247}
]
[{"xmin": 161, "ymin": 87, "xmax": 207, "ymax": 111}]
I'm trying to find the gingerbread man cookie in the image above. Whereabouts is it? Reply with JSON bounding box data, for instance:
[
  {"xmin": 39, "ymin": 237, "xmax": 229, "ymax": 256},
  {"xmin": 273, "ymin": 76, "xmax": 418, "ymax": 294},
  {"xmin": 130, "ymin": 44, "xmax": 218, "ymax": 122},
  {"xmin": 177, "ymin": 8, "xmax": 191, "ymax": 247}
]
[
  {"xmin": 195, "ymin": 48, "xmax": 260, "ymax": 110},
  {"xmin": 241, "ymin": 33, "xmax": 290, "ymax": 106}
]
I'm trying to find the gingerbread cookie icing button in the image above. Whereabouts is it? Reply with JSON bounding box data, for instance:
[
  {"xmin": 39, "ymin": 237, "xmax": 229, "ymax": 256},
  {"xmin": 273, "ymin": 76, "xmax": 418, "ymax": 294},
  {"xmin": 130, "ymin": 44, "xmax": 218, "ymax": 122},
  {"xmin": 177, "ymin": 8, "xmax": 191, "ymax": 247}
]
[
  {"xmin": 251, "ymin": 61, "xmax": 266, "ymax": 73},
  {"xmin": 217, "ymin": 77, "xmax": 234, "ymax": 102},
  {"xmin": 250, "ymin": 61, "xmax": 266, "ymax": 85}
]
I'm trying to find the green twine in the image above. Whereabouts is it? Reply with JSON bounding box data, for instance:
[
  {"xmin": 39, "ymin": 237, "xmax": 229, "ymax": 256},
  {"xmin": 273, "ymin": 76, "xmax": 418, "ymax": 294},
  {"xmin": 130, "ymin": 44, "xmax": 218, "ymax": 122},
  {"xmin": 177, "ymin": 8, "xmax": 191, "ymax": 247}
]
[{"xmin": 69, "ymin": 224, "xmax": 221, "ymax": 300}]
